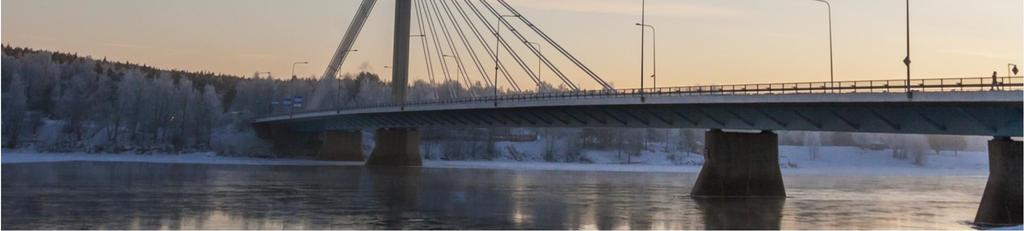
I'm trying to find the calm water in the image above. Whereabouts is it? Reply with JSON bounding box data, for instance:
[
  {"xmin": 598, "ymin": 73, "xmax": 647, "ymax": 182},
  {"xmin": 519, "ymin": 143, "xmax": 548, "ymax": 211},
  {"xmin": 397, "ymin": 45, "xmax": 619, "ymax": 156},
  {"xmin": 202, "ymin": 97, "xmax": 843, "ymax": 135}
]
[{"xmin": 1, "ymin": 162, "xmax": 987, "ymax": 229}]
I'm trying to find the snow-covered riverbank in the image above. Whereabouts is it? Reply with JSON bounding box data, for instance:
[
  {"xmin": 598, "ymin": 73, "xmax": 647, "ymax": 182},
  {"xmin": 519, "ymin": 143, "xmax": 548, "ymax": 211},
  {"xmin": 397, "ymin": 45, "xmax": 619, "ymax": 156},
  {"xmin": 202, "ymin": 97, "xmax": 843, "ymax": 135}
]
[
  {"xmin": 0, "ymin": 150, "xmax": 359, "ymax": 166},
  {"xmin": 2, "ymin": 144, "xmax": 988, "ymax": 176}
]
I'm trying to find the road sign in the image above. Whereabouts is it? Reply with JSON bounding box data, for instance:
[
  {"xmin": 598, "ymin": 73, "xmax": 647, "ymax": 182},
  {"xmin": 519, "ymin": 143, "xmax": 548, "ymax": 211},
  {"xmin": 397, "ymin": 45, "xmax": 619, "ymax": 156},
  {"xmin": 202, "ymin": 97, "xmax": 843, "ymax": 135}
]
[{"xmin": 294, "ymin": 96, "xmax": 303, "ymax": 108}]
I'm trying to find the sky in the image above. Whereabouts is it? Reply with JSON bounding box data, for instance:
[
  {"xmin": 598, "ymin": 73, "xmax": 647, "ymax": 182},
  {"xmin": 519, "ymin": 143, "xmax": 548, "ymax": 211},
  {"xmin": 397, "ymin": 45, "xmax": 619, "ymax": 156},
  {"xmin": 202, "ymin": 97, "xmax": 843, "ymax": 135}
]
[{"xmin": 2, "ymin": 0, "xmax": 1022, "ymax": 90}]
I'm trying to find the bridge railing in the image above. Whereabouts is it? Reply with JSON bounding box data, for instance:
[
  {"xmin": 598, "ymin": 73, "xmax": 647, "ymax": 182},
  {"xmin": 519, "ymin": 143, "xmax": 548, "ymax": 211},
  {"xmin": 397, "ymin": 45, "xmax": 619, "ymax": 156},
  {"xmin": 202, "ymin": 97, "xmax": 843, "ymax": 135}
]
[{"xmin": 264, "ymin": 76, "xmax": 1022, "ymax": 118}]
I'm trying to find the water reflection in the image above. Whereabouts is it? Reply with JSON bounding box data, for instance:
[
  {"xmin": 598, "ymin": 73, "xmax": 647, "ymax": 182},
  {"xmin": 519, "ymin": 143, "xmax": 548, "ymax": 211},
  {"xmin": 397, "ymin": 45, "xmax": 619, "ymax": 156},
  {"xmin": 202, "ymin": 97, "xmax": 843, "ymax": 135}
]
[
  {"xmin": 695, "ymin": 198, "xmax": 784, "ymax": 230},
  {"xmin": 2, "ymin": 162, "xmax": 985, "ymax": 229}
]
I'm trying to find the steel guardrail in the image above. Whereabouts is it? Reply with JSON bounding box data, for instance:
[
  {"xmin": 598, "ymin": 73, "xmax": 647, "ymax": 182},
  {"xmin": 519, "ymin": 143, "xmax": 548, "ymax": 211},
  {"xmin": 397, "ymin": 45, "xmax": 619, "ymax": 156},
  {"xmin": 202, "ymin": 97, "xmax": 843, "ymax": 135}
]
[{"xmin": 257, "ymin": 76, "xmax": 1023, "ymax": 120}]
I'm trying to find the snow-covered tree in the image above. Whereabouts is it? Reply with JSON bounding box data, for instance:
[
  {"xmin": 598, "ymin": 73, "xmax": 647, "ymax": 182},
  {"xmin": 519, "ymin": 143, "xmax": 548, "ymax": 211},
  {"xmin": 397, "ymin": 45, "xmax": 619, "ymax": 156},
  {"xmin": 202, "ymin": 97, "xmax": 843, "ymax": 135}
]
[
  {"xmin": 803, "ymin": 132, "xmax": 822, "ymax": 160},
  {"xmin": 2, "ymin": 73, "xmax": 28, "ymax": 148}
]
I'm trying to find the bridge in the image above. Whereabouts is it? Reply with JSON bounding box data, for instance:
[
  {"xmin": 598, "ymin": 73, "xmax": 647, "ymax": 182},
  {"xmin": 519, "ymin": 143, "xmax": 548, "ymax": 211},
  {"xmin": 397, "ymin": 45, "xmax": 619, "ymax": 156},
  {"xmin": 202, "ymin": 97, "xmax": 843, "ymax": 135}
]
[{"xmin": 251, "ymin": 0, "xmax": 1023, "ymax": 226}]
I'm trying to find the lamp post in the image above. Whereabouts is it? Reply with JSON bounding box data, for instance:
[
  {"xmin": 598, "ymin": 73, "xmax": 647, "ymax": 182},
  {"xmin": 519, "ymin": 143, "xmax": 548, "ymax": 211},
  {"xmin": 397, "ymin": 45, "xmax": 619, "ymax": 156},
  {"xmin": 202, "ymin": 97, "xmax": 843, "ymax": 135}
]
[
  {"xmin": 811, "ymin": 0, "xmax": 834, "ymax": 93},
  {"xmin": 639, "ymin": 0, "xmax": 646, "ymax": 102},
  {"xmin": 292, "ymin": 61, "xmax": 308, "ymax": 79},
  {"xmin": 636, "ymin": 23, "xmax": 656, "ymax": 90},
  {"xmin": 527, "ymin": 42, "xmax": 541, "ymax": 80},
  {"xmin": 443, "ymin": 54, "xmax": 462, "ymax": 88},
  {"xmin": 494, "ymin": 14, "xmax": 522, "ymax": 91},
  {"xmin": 903, "ymin": 0, "xmax": 912, "ymax": 98}
]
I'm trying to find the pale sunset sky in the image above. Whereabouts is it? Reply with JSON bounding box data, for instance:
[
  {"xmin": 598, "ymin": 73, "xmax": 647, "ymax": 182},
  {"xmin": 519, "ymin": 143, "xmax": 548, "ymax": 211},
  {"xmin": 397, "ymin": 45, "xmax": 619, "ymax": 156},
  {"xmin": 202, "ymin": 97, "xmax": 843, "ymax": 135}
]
[{"xmin": 3, "ymin": 0, "xmax": 1022, "ymax": 89}]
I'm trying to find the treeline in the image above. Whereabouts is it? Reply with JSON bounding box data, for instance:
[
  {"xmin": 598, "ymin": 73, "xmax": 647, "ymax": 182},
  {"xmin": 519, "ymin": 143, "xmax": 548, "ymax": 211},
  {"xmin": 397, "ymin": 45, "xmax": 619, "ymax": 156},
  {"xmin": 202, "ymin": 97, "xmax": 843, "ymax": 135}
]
[
  {"xmin": 3, "ymin": 45, "xmax": 243, "ymax": 152},
  {"xmin": 0, "ymin": 46, "xmax": 532, "ymax": 154}
]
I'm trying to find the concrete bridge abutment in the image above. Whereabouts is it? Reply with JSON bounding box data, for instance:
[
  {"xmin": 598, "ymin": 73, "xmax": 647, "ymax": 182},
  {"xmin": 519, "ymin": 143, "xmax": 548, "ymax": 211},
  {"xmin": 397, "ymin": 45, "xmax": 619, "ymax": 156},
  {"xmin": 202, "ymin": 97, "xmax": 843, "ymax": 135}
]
[
  {"xmin": 317, "ymin": 131, "xmax": 365, "ymax": 161},
  {"xmin": 366, "ymin": 128, "xmax": 422, "ymax": 166},
  {"xmin": 974, "ymin": 137, "xmax": 1022, "ymax": 226},
  {"xmin": 692, "ymin": 130, "xmax": 786, "ymax": 198}
]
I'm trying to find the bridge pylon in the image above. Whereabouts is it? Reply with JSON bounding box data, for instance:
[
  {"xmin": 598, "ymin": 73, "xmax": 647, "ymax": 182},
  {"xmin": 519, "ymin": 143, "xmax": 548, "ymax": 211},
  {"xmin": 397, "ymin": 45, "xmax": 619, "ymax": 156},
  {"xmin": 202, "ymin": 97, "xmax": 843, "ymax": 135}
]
[
  {"xmin": 975, "ymin": 137, "xmax": 1022, "ymax": 226},
  {"xmin": 692, "ymin": 130, "xmax": 786, "ymax": 198},
  {"xmin": 366, "ymin": 128, "xmax": 422, "ymax": 166},
  {"xmin": 363, "ymin": 0, "xmax": 423, "ymax": 167},
  {"xmin": 391, "ymin": 0, "xmax": 411, "ymax": 105}
]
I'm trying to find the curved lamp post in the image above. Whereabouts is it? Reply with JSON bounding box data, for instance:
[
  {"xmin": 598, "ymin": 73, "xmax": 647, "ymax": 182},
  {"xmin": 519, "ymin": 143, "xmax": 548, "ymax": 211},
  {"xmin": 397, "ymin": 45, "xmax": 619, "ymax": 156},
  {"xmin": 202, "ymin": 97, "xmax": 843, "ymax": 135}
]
[
  {"xmin": 292, "ymin": 61, "xmax": 309, "ymax": 79},
  {"xmin": 636, "ymin": 23, "xmax": 656, "ymax": 90},
  {"xmin": 811, "ymin": 0, "xmax": 834, "ymax": 92}
]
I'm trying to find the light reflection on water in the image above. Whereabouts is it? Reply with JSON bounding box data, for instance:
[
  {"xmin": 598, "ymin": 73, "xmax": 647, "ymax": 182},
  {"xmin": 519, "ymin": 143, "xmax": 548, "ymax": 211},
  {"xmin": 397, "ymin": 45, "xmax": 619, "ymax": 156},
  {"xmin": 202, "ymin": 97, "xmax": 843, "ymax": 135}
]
[{"xmin": 1, "ymin": 162, "xmax": 985, "ymax": 229}]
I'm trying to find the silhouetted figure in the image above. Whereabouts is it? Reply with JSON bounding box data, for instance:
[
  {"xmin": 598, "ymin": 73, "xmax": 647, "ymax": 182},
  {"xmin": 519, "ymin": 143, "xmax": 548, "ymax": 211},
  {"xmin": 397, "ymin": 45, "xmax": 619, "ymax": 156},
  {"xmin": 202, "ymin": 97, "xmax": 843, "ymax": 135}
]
[{"xmin": 991, "ymin": 71, "xmax": 999, "ymax": 91}]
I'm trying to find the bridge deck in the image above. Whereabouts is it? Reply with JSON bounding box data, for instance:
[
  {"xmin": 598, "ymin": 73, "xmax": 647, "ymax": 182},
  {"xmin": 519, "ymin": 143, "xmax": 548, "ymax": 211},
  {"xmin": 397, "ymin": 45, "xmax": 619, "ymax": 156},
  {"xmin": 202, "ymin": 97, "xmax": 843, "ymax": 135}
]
[{"xmin": 254, "ymin": 90, "xmax": 1022, "ymax": 137}]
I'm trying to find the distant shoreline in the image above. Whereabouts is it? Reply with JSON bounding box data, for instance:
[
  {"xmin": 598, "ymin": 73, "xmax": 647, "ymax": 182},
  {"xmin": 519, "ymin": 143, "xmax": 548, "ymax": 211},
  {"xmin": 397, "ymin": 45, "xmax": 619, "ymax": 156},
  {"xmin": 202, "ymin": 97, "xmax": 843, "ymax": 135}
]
[{"xmin": 1, "ymin": 148, "xmax": 987, "ymax": 177}]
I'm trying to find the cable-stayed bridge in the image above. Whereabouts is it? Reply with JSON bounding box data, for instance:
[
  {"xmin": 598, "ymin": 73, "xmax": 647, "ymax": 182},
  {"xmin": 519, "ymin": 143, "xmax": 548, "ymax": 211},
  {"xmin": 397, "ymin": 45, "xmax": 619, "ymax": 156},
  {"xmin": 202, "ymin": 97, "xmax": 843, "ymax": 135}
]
[{"xmin": 250, "ymin": 0, "xmax": 1023, "ymax": 226}]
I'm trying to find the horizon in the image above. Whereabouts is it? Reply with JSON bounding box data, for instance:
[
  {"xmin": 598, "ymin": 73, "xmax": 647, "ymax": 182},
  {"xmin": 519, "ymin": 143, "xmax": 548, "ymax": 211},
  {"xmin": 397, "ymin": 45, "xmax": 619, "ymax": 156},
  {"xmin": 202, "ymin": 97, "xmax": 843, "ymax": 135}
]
[{"xmin": 3, "ymin": 0, "xmax": 1022, "ymax": 89}]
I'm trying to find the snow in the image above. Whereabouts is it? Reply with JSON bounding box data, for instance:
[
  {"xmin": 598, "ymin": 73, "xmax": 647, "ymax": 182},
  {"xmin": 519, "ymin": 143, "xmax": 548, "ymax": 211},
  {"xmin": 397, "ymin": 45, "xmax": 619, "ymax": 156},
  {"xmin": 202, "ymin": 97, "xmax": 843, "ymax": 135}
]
[
  {"xmin": 0, "ymin": 150, "xmax": 360, "ymax": 166},
  {"xmin": 777, "ymin": 145, "xmax": 988, "ymax": 176},
  {"xmin": 424, "ymin": 160, "xmax": 702, "ymax": 173},
  {"xmin": 2, "ymin": 143, "xmax": 989, "ymax": 176},
  {"xmin": 427, "ymin": 141, "xmax": 989, "ymax": 176}
]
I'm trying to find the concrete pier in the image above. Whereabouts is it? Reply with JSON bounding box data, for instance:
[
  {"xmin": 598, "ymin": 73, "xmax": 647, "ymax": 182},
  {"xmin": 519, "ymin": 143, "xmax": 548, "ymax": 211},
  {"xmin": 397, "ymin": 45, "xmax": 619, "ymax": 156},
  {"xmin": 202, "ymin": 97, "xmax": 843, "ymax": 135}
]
[
  {"xmin": 692, "ymin": 130, "xmax": 785, "ymax": 198},
  {"xmin": 366, "ymin": 128, "xmax": 422, "ymax": 166},
  {"xmin": 253, "ymin": 123, "xmax": 319, "ymax": 157},
  {"xmin": 317, "ymin": 131, "xmax": 365, "ymax": 161},
  {"xmin": 974, "ymin": 137, "xmax": 1022, "ymax": 226}
]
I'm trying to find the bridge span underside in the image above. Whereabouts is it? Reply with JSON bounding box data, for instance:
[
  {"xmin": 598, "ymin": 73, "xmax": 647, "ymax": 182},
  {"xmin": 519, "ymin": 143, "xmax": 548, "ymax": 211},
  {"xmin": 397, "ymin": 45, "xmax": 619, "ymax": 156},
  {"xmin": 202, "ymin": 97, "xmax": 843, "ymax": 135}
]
[
  {"xmin": 260, "ymin": 92, "xmax": 1022, "ymax": 137},
  {"xmin": 251, "ymin": 91, "xmax": 1022, "ymax": 226}
]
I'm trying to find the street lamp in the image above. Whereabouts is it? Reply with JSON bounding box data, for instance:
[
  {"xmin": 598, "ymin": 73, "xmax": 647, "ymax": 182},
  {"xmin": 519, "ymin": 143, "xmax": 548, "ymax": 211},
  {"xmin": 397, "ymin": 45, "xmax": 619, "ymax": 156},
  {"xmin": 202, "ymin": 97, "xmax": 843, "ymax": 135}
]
[
  {"xmin": 903, "ymin": 0, "xmax": 912, "ymax": 98},
  {"xmin": 494, "ymin": 14, "xmax": 522, "ymax": 91},
  {"xmin": 636, "ymin": 23, "xmax": 656, "ymax": 89},
  {"xmin": 335, "ymin": 49, "xmax": 358, "ymax": 110},
  {"xmin": 527, "ymin": 41, "xmax": 541, "ymax": 80},
  {"xmin": 292, "ymin": 61, "xmax": 308, "ymax": 79},
  {"xmin": 443, "ymin": 54, "xmax": 463, "ymax": 88},
  {"xmin": 810, "ymin": 0, "xmax": 834, "ymax": 93},
  {"xmin": 639, "ymin": 0, "xmax": 647, "ymax": 102}
]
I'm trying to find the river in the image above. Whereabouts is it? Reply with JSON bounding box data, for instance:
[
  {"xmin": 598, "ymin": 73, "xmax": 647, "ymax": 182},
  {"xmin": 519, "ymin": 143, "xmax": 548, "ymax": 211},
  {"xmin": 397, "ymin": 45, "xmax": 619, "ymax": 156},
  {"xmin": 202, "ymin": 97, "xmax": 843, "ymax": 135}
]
[{"xmin": 1, "ymin": 161, "xmax": 987, "ymax": 229}]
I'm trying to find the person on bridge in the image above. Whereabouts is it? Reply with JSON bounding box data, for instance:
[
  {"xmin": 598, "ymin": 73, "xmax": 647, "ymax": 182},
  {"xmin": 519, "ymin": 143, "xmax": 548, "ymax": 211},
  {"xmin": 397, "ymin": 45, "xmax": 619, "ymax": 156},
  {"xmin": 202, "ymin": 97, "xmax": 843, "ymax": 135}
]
[{"xmin": 991, "ymin": 71, "xmax": 1000, "ymax": 91}]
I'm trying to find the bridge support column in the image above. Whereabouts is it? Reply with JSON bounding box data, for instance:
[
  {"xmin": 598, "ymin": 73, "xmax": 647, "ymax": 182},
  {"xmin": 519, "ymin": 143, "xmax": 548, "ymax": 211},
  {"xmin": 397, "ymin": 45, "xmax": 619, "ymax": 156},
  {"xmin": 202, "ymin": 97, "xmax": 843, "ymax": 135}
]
[
  {"xmin": 317, "ymin": 131, "xmax": 365, "ymax": 161},
  {"xmin": 975, "ymin": 137, "xmax": 1022, "ymax": 226},
  {"xmin": 254, "ymin": 123, "xmax": 319, "ymax": 157},
  {"xmin": 692, "ymin": 130, "xmax": 785, "ymax": 198},
  {"xmin": 366, "ymin": 128, "xmax": 422, "ymax": 166}
]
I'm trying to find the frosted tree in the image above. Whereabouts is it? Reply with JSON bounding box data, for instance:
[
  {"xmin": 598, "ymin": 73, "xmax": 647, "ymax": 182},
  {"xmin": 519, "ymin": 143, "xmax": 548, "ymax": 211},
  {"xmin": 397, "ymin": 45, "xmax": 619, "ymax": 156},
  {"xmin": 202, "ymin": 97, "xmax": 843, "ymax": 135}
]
[
  {"xmin": 114, "ymin": 70, "xmax": 146, "ymax": 148},
  {"xmin": 305, "ymin": 76, "xmax": 337, "ymax": 110},
  {"xmin": 199, "ymin": 85, "xmax": 225, "ymax": 146},
  {"xmin": 2, "ymin": 74, "xmax": 28, "ymax": 148},
  {"xmin": 677, "ymin": 129, "xmax": 703, "ymax": 155},
  {"xmin": 927, "ymin": 135, "xmax": 967, "ymax": 156},
  {"xmin": 803, "ymin": 132, "xmax": 822, "ymax": 160},
  {"xmin": 409, "ymin": 80, "xmax": 439, "ymax": 101}
]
